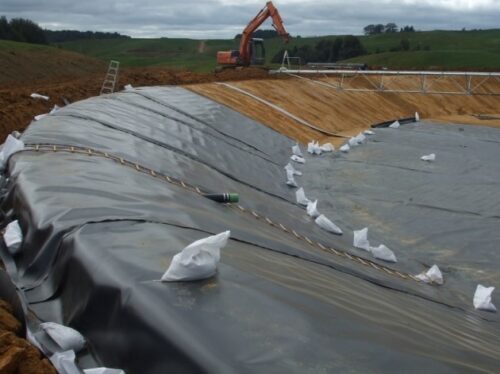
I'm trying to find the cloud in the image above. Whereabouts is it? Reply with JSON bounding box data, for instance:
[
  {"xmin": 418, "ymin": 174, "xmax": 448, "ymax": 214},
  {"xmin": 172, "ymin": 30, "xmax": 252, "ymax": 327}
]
[{"xmin": 2, "ymin": 0, "xmax": 499, "ymax": 38}]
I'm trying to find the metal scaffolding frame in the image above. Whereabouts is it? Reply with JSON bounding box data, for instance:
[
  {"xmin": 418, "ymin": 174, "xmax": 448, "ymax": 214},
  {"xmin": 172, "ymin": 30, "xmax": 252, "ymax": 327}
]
[{"xmin": 269, "ymin": 68, "xmax": 500, "ymax": 96}]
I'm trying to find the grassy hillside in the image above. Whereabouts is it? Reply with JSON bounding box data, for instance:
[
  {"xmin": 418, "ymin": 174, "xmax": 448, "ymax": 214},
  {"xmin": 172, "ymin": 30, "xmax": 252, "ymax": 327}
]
[
  {"xmin": 57, "ymin": 38, "xmax": 235, "ymax": 72},
  {"xmin": 0, "ymin": 40, "xmax": 106, "ymax": 84},
  {"xmin": 55, "ymin": 29, "xmax": 500, "ymax": 71}
]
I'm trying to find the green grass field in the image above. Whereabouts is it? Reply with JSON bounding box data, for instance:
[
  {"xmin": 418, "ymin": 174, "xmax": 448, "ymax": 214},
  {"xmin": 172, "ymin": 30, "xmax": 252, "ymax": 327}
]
[{"xmin": 54, "ymin": 29, "xmax": 500, "ymax": 71}]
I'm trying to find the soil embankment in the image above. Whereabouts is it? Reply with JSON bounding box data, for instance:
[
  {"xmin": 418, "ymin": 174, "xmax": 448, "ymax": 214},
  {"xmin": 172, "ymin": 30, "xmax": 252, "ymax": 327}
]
[
  {"xmin": 0, "ymin": 67, "xmax": 269, "ymax": 140},
  {"xmin": 0, "ymin": 299, "xmax": 55, "ymax": 373},
  {"xmin": 188, "ymin": 75, "xmax": 500, "ymax": 146}
]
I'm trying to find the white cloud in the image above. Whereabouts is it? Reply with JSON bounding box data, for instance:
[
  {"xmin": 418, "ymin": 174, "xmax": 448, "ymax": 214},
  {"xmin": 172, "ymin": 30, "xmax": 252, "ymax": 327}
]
[{"xmin": 2, "ymin": 0, "xmax": 499, "ymax": 38}]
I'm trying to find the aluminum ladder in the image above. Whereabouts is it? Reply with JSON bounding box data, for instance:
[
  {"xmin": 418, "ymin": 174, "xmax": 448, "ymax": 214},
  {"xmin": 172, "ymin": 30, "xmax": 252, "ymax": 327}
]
[{"xmin": 100, "ymin": 60, "xmax": 120, "ymax": 95}]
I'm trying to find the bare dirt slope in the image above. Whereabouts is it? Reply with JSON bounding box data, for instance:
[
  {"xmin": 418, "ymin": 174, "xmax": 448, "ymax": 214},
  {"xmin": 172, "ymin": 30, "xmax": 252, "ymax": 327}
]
[
  {"xmin": 0, "ymin": 299, "xmax": 55, "ymax": 373},
  {"xmin": 188, "ymin": 75, "xmax": 500, "ymax": 146},
  {"xmin": 0, "ymin": 67, "xmax": 269, "ymax": 141}
]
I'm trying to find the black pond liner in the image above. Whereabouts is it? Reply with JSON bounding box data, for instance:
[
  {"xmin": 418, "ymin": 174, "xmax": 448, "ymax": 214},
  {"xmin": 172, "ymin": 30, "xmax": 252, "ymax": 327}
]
[{"xmin": 0, "ymin": 86, "xmax": 498, "ymax": 373}]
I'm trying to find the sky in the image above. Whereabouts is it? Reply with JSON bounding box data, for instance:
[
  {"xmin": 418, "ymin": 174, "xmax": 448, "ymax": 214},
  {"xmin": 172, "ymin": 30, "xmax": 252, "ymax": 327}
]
[{"xmin": 1, "ymin": 0, "xmax": 499, "ymax": 39}]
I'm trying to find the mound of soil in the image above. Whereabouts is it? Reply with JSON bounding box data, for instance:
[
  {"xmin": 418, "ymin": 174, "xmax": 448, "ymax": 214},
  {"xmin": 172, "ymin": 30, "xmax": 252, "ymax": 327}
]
[
  {"xmin": 0, "ymin": 299, "xmax": 55, "ymax": 374},
  {"xmin": 0, "ymin": 66, "xmax": 270, "ymax": 142}
]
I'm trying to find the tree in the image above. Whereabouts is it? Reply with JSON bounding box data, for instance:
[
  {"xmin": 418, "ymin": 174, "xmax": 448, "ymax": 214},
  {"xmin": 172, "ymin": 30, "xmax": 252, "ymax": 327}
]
[
  {"xmin": 340, "ymin": 35, "xmax": 366, "ymax": 59},
  {"xmin": 363, "ymin": 24, "xmax": 375, "ymax": 35},
  {"xmin": 1, "ymin": 16, "xmax": 47, "ymax": 44},
  {"xmin": 400, "ymin": 25, "xmax": 415, "ymax": 32},
  {"xmin": 373, "ymin": 24, "xmax": 385, "ymax": 34},
  {"xmin": 385, "ymin": 23, "xmax": 398, "ymax": 33}
]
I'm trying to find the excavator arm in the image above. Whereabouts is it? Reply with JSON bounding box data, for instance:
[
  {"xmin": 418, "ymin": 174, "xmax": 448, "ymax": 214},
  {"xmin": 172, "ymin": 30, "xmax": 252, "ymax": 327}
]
[
  {"xmin": 217, "ymin": 1, "xmax": 289, "ymax": 67},
  {"xmin": 238, "ymin": 1, "xmax": 290, "ymax": 63}
]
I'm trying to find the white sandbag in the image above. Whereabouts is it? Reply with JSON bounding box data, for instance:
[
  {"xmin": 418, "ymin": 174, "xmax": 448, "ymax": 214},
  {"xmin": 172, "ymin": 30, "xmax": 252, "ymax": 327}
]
[
  {"xmin": 34, "ymin": 113, "xmax": 48, "ymax": 121},
  {"xmin": 415, "ymin": 112, "xmax": 420, "ymax": 122},
  {"xmin": 369, "ymin": 244, "xmax": 397, "ymax": 263},
  {"xmin": 295, "ymin": 187, "xmax": 310, "ymax": 206},
  {"xmin": 50, "ymin": 105, "xmax": 60, "ymax": 114},
  {"xmin": 389, "ymin": 120, "xmax": 400, "ymax": 129},
  {"xmin": 320, "ymin": 143, "xmax": 334, "ymax": 152},
  {"xmin": 286, "ymin": 169, "xmax": 298, "ymax": 188},
  {"xmin": 284, "ymin": 163, "xmax": 302, "ymax": 176},
  {"xmin": 0, "ymin": 135, "xmax": 24, "ymax": 168},
  {"xmin": 348, "ymin": 137, "xmax": 359, "ymax": 147},
  {"xmin": 290, "ymin": 155, "xmax": 305, "ymax": 164},
  {"xmin": 84, "ymin": 368, "xmax": 125, "ymax": 374},
  {"xmin": 355, "ymin": 132, "xmax": 366, "ymax": 143},
  {"xmin": 3, "ymin": 220, "xmax": 23, "ymax": 255},
  {"xmin": 473, "ymin": 285, "xmax": 496, "ymax": 312},
  {"xmin": 124, "ymin": 84, "xmax": 134, "ymax": 90},
  {"xmin": 364, "ymin": 130, "xmax": 375, "ymax": 135},
  {"xmin": 353, "ymin": 227, "xmax": 370, "ymax": 251},
  {"xmin": 30, "ymin": 93, "xmax": 49, "ymax": 101},
  {"xmin": 306, "ymin": 200, "xmax": 320, "ymax": 218},
  {"xmin": 415, "ymin": 264, "xmax": 443, "ymax": 285},
  {"xmin": 292, "ymin": 144, "xmax": 303, "ymax": 157},
  {"xmin": 340, "ymin": 144, "xmax": 350, "ymax": 153},
  {"xmin": 50, "ymin": 351, "xmax": 80, "ymax": 374},
  {"xmin": 315, "ymin": 214, "xmax": 342, "ymax": 235},
  {"xmin": 40, "ymin": 322, "xmax": 86, "ymax": 352},
  {"xmin": 421, "ymin": 153, "xmax": 436, "ymax": 162},
  {"xmin": 307, "ymin": 141, "xmax": 322, "ymax": 155},
  {"xmin": 161, "ymin": 231, "xmax": 230, "ymax": 282}
]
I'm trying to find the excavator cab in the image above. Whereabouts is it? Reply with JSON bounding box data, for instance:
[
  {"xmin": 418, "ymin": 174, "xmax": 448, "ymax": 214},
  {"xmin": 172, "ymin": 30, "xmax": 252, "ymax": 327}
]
[
  {"xmin": 216, "ymin": 1, "xmax": 289, "ymax": 68},
  {"xmin": 250, "ymin": 38, "xmax": 265, "ymax": 65}
]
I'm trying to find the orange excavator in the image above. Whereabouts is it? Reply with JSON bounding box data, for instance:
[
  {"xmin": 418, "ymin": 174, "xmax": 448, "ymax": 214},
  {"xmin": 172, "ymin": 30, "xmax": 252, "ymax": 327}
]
[{"xmin": 217, "ymin": 1, "xmax": 290, "ymax": 67}]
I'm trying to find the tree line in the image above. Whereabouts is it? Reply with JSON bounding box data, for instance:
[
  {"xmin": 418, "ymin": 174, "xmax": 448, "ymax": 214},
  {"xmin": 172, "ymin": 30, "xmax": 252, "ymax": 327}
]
[
  {"xmin": 364, "ymin": 23, "xmax": 415, "ymax": 35},
  {"xmin": 234, "ymin": 29, "xmax": 280, "ymax": 39},
  {"xmin": 0, "ymin": 15, "xmax": 130, "ymax": 44},
  {"xmin": 45, "ymin": 30, "xmax": 130, "ymax": 43},
  {"xmin": 272, "ymin": 36, "xmax": 366, "ymax": 64},
  {"xmin": 0, "ymin": 16, "xmax": 47, "ymax": 44}
]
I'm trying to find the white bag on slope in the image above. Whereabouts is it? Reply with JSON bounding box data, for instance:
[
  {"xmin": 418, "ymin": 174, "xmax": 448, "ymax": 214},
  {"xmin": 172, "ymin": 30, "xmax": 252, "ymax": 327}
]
[
  {"xmin": 162, "ymin": 231, "xmax": 230, "ymax": 282},
  {"xmin": 306, "ymin": 200, "xmax": 320, "ymax": 218},
  {"xmin": 295, "ymin": 187, "xmax": 310, "ymax": 206},
  {"xmin": 0, "ymin": 135, "xmax": 24, "ymax": 168},
  {"xmin": 369, "ymin": 244, "xmax": 397, "ymax": 263},
  {"xmin": 421, "ymin": 153, "xmax": 436, "ymax": 162},
  {"xmin": 50, "ymin": 351, "xmax": 80, "ymax": 374},
  {"xmin": 307, "ymin": 141, "xmax": 322, "ymax": 155},
  {"xmin": 353, "ymin": 227, "xmax": 370, "ymax": 251},
  {"xmin": 284, "ymin": 163, "xmax": 302, "ymax": 176},
  {"xmin": 292, "ymin": 144, "xmax": 303, "ymax": 157},
  {"xmin": 473, "ymin": 285, "xmax": 496, "ymax": 312},
  {"xmin": 286, "ymin": 169, "xmax": 298, "ymax": 188},
  {"xmin": 364, "ymin": 130, "xmax": 375, "ymax": 135},
  {"xmin": 40, "ymin": 322, "xmax": 86, "ymax": 352},
  {"xmin": 320, "ymin": 143, "xmax": 334, "ymax": 152},
  {"xmin": 30, "ymin": 93, "xmax": 49, "ymax": 101},
  {"xmin": 355, "ymin": 133, "xmax": 366, "ymax": 143},
  {"xmin": 290, "ymin": 155, "xmax": 305, "ymax": 164},
  {"xmin": 84, "ymin": 368, "xmax": 125, "ymax": 374},
  {"xmin": 348, "ymin": 137, "xmax": 359, "ymax": 147},
  {"xmin": 416, "ymin": 264, "xmax": 443, "ymax": 285},
  {"xmin": 340, "ymin": 144, "xmax": 350, "ymax": 153},
  {"xmin": 3, "ymin": 220, "xmax": 23, "ymax": 255},
  {"xmin": 315, "ymin": 215, "xmax": 342, "ymax": 235},
  {"xmin": 389, "ymin": 120, "xmax": 400, "ymax": 129}
]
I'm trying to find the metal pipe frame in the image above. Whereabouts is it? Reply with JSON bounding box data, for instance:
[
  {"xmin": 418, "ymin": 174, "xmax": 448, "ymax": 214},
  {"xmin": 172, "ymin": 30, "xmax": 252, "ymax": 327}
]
[{"xmin": 271, "ymin": 69, "xmax": 500, "ymax": 96}]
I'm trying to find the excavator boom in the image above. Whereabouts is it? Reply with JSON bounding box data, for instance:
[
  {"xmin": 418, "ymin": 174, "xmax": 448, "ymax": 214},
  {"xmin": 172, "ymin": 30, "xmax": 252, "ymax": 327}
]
[{"xmin": 217, "ymin": 1, "xmax": 290, "ymax": 67}]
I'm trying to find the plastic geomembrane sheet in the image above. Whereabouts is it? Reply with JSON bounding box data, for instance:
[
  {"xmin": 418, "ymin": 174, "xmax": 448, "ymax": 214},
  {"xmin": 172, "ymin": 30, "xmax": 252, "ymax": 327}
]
[{"xmin": 0, "ymin": 86, "xmax": 499, "ymax": 373}]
